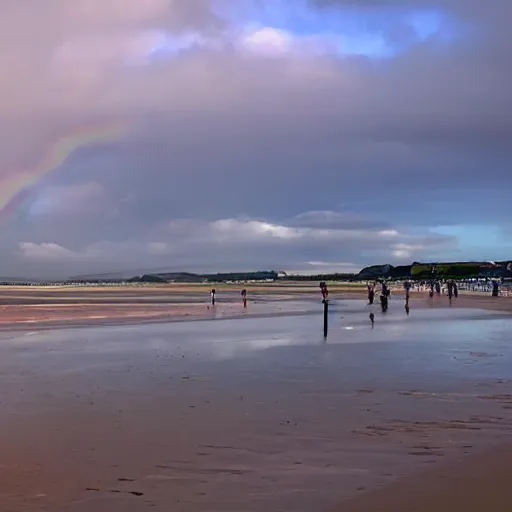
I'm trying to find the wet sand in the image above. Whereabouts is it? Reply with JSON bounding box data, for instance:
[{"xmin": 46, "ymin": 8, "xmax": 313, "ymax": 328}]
[
  {"xmin": 0, "ymin": 284, "xmax": 332, "ymax": 331},
  {"xmin": 338, "ymin": 444, "xmax": 512, "ymax": 511},
  {"xmin": 0, "ymin": 284, "xmax": 510, "ymax": 331},
  {"xmin": 1, "ymin": 290, "xmax": 512, "ymax": 510}
]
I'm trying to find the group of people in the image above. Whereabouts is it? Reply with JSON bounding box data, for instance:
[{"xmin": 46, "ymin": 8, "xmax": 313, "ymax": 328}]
[
  {"xmin": 430, "ymin": 279, "xmax": 500, "ymax": 299},
  {"xmin": 366, "ymin": 278, "xmax": 454, "ymax": 314},
  {"xmin": 365, "ymin": 277, "xmax": 501, "ymax": 315},
  {"xmin": 208, "ymin": 276, "xmax": 502, "ymax": 317},
  {"xmin": 366, "ymin": 281, "xmax": 391, "ymax": 313},
  {"xmin": 445, "ymin": 280, "xmax": 459, "ymax": 301},
  {"xmin": 426, "ymin": 279, "xmax": 459, "ymax": 301}
]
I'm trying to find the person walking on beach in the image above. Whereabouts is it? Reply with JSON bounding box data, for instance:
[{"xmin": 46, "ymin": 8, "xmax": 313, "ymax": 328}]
[
  {"xmin": 380, "ymin": 281, "xmax": 389, "ymax": 312},
  {"xmin": 492, "ymin": 280, "xmax": 500, "ymax": 297},
  {"xmin": 403, "ymin": 280, "xmax": 411, "ymax": 308},
  {"xmin": 380, "ymin": 291, "xmax": 388, "ymax": 312},
  {"xmin": 447, "ymin": 280, "xmax": 454, "ymax": 302},
  {"xmin": 241, "ymin": 288, "xmax": 247, "ymax": 308},
  {"xmin": 453, "ymin": 281, "xmax": 458, "ymax": 298},
  {"xmin": 320, "ymin": 281, "xmax": 328, "ymax": 302},
  {"xmin": 429, "ymin": 281, "xmax": 435, "ymax": 299},
  {"xmin": 210, "ymin": 288, "xmax": 216, "ymax": 306},
  {"xmin": 367, "ymin": 282, "xmax": 375, "ymax": 305}
]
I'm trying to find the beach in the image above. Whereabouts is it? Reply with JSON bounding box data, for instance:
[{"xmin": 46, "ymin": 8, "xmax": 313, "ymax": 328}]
[
  {"xmin": 0, "ymin": 283, "xmax": 511, "ymax": 329},
  {"xmin": 1, "ymin": 284, "xmax": 512, "ymax": 511},
  {"xmin": 338, "ymin": 444, "xmax": 512, "ymax": 511}
]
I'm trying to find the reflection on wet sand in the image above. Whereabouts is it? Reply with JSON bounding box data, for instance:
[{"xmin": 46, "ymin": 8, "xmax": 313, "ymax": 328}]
[
  {"xmin": 0, "ymin": 284, "xmax": 511, "ymax": 331},
  {"xmin": 0, "ymin": 299, "xmax": 512, "ymax": 511}
]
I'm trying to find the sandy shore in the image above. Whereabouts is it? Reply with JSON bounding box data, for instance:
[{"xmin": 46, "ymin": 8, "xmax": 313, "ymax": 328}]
[
  {"xmin": 0, "ymin": 284, "xmax": 510, "ymax": 331},
  {"xmin": 409, "ymin": 292, "xmax": 512, "ymax": 313},
  {"xmin": 338, "ymin": 444, "xmax": 512, "ymax": 511},
  {"xmin": 1, "ymin": 288, "xmax": 512, "ymax": 510}
]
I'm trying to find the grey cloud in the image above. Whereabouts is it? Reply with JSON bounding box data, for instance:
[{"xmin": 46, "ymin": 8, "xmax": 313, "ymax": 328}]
[
  {"xmin": 28, "ymin": 182, "xmax": 109, "ymax": 217},
  {"xmin": 290, "ymin": 211, "xmax": 390, "ymax": 230},
  {"xmin": 0, "ymin": 0, "xmax": 510, "ymax": 277},
  {"xmin": 9, "ymin": 215, "xmax": 456, "ymax": 278}
]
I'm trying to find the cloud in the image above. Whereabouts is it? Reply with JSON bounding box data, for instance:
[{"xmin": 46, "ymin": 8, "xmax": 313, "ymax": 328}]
[
  {"xmin": 13, "ymin": 214, "xmax": 456, "ymax": 277},
  {"xmin": 291, "ymin": 211, "xmax": 390, "ymax": 230},
  {"xmin": 240, "ymin": 27, "xmax": 295, "ymax": 56},
  {"xmin": 28, "ymin": 182, "xmax": 109, "ymax": 217},
  {"xmin": 0, "ymin": 0, "xmax": 511, "ymax": 278},
  {"xmin": 18, "ymin": 242, "xmax": 96, "ymax": 262},
  {"xmin": 298, "ymin": 261, "xmax": 362, "ymax": 274}
]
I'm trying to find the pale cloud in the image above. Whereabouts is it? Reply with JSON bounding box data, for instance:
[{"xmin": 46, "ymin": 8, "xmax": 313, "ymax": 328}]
[
  {"xmin": 18, "ymin": 242, "xmax": 96, "ymax": 262},
  {"xmin": 13, "ymin": 215, "xmax": 456, "ymax": 278},
  {"xmin": 240, "ymin": 27, "xmax": 294, "ymax": 55},
  {"xmin": 166, "ymin": 218, "xmax": 421, "ymax": 248},
  {"xmin": 391, "ymin": 243, "xmax": 427, "ymax": 259},
  {"xmin": 17, "ymin": 239, "xmax": 164, "ymax": 271}
]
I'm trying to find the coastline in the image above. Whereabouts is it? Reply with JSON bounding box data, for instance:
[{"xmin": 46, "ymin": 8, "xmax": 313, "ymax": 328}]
[{"xmin": 0, "ymin": 285, "xmax": 510, "ymax": 332}]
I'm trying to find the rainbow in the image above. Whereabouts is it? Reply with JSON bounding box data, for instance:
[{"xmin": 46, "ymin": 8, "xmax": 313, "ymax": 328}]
[{"xmin": 0, "ymin": 124, "xmax": 125, "ymax": 223}]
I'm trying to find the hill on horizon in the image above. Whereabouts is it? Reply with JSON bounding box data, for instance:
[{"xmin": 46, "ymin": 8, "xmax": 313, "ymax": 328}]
[{"xmin": 0, "ymin": 260, "xmax": 504, "ymax": 284}]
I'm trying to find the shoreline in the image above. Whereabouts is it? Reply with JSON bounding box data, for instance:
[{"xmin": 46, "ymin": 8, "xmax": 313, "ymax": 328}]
[
  {"xmin": 0, "ymin": 308, "xmax": 321, "ymax": 333},
  {"xmin": 0, "ymin": 289, "xmax": 510, "ymax": 332}
]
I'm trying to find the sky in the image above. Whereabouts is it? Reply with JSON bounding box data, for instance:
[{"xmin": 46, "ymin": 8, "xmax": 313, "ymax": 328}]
[{"xmin": 0, "ymin": 0, "xmax": 511, "ymax": 278}]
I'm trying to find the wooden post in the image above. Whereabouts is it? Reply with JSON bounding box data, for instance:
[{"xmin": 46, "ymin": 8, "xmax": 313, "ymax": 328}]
[
  {"xmin": 319, "ymin": 281, "xmax": 329, "ymax": 338},
  {"xmin": 323, "ymin": 299, "xmax": 328, "ymax": 338}
]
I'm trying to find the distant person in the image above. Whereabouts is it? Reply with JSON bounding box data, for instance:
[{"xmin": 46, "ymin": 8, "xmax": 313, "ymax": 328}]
[
  {"xmin": 380, "ymin": 282, "xmax": 389, "ymax": 312},
  {"xmin": 367, "ymin": 282, "xmax": 375, "ymax": 305},
  {"xmin": 492, "ymin": 280, "xmax": 500, "ymax": 297},
  {"xmin": 403, "ymin": 280, "xmax": 411, "ymax": 307},
  {"xmin": 405, "ymin": 304, "xmax": 410, "ymax": 315},
  {"xmin": 453, "ymin": 281, "xmax": 458, "ymax": 298},
  {"xmin": 380, "ymin": 291, "xmax": 388, "ymax": 312},
  {"xmin": 210, "ymin": 288, "xmax": 216, "ymax": 306},
  {"xmin": 320, "ymin": 281, "xmax": 328, "ymax": 302},
  {"xmin": 435, "ymin": 281, "xmax": 441, "ymax": 295},
  {"xmin": 369, "ymin": 312, "xmax": 375, "ymax": 328},
  {"xmin": 447, "ymin": 280, "xmax": 453, "ymax": 302},
  {"xmin": 241, "ymin": 288, "xmax": 247, "ymax": 307},
  {"xmin": 429, "ymin": 281, "xmax": 434, "ymax": 299}
]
